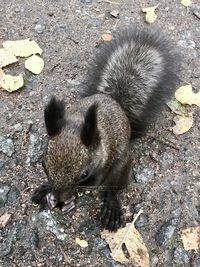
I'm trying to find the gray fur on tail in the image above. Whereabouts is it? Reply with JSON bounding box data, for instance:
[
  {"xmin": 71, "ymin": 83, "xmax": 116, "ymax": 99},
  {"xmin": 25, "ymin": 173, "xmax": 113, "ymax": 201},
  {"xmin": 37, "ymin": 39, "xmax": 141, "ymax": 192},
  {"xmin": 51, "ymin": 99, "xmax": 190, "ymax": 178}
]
[{"xmin": 82, "ymin": 26, "xmax": 180, "ymax": 135}]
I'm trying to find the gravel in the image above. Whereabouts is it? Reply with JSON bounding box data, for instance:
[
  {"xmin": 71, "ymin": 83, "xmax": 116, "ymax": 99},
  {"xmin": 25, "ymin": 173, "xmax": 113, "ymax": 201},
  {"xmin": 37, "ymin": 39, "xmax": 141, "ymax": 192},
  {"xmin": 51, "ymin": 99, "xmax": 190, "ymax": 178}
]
[
  {"xmin": 26, "ymin": 133, "xmax": 42, "ymax": 164},
  {"xmin": 134, "ymin": 165, "xmax": 155, "ymax": 183},
  {"xmin": 0, "ymin": 185, "xmax": 10, "ymax": 208},
  {"xmin": 0, "ymin": 136, "xmax": 15, "ymax": 157},
  {"xmin": 0, "ymin": 0, "xmax": 199, "ymax": 266},
  {"xmin": 155, "ymin": 218, "xmax": 179, "ymax": 248},
  {"xmin": 34, "ymin": 23, "xmax": 46, "ymax": 34}
]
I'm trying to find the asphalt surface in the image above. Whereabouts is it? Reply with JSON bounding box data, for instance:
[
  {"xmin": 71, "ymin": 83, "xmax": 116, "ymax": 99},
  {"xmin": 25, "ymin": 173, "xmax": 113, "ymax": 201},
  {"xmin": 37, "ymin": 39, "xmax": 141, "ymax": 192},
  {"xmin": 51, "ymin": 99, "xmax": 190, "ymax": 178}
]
[{"xmin": 0, "ymin": 0, "xmax": 200, "ymax": 266}]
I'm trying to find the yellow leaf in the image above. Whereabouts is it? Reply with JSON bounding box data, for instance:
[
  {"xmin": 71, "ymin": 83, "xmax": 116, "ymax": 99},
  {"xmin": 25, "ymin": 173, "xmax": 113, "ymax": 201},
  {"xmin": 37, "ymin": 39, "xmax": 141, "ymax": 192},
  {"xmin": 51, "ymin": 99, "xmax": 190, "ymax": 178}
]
[
  {"xmin": 0, "ymin": 48, "xmax": 18, "ymax": 68},
  {"xmin": 101, "ymin": 210, "xmax": 149, "ymax": 266},
  {"xmin": 75, "ymin": 237, "xmax": 88, "ymax": 248},
  {"xmin": 181, "ymin": 0, "xmax": 192, "ymax": 7},
  {"xmin": 172, "ymin": 115, "xmax": 193, "ymax": 135},
  {"xmin": 181, "ymin": 226, "xmax": 200, "ymax": 251},
  {"xmin": 0, "ymin": 70, "xmax": 24, "ymax": 92},
  {"xmin": 167, "ymin": 98, "xmax": 187, "ymax": 116},
  {"xmin": 0, "ymin": 69, "xmax": 4, "ymax": 80},
  {"xmin": 142, "ymin": 5, "xmax": 159, "ymax": 24},
  {"xmin": 101, "ymin": 34, "xmax": 113, "ymax": 42},
  {"xmin": 175, "ymin": 84, "xmax": 200, "ymax": 107},
  {"xmin": 3, "ymin": 39, "xmax": 42, "ymax": 57},
  {"xmin": 25, "ymin": 55, "xmax": 44, "ymax": 74}
]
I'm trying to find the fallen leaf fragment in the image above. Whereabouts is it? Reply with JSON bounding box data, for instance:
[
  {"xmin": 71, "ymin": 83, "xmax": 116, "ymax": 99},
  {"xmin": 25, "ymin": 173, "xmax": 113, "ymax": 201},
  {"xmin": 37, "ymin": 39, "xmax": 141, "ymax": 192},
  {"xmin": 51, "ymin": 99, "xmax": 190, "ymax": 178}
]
[
  {"xmin": 25, "ymin": 55, "xmax": 44, "ymax": 74},
  {"xmin": 172, "ymin": 115, "xmax": 193, "ymax": 135},
  {"xmin": 0, "ymin": 71, "xmax": 24, "ymax": 92},
  {"xmin": 101, "ymin": 210, "xmax": 149, "ymax": 266},
  {"xmin": 3, "ymin": 39, "xmax": 42, "ymax": 57},
  {"xmin": 0, "ymin": 48, "xmax": 18, "ymax": 68},
  {"xmin": 167, "ymin": 98, "xmax": 187, "ymax": 116},
  {"xmin": 175, "ymin": 84, "xmax": 200, "ymax": 107},
  {"xmin": 181, "ymin": 0, "xmax": 192, "ymax": 7},
  {"xmin": 142, "ymin": 5, "xmax": 159, "ymax": 24},
  {"xmin": 101, "ymin": 34, "xmax": 113, "ymax": 42},
  {"xmin": 181, "ymin": 226, "xmax": 200, "ymax": 251},
  {"xmin": 75, "ymin": 237, "xmax": 88, "ymax": 248},
  {"xmin": 0, "ymin": 213, "xmax": 12, "ymax": 228}
]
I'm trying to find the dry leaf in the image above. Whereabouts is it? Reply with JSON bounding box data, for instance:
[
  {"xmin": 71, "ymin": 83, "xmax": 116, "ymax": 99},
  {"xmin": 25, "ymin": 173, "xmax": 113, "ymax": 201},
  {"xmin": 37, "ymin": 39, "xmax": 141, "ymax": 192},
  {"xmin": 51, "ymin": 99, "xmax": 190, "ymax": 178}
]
[
  {"xmin": 175, "ymin": 84, "xmax": 200, "ymax": 107},
  {"xmin": 0, "ymin": 69, "xmax": 4, "ymax": 80},
  {"xmin": 3, "ymin": 39, "xmax": 42, "ymax": 57},
  {"xmin": 0, "ymin": 70, "xmax": 24, "ymax": 92},
  {"xmin": 181, "ymin": 226, "xmax": 200, "ymax": 251},
  {"xmin": 0, "ymin": 48, "xmax": 18, "ymax": 68},
  {"xmin": 101, "ymin": 34, "xmax": 113, "ymax": 42},
  {"xmin": 172, "ymin": 115, "xmax": 193, "ymax": 135},
  {"xmin": 142, "ymin": 5, "xmax": 159, "ymax": 24},
  {"xmin": 181, "ymin": 0, "xmax": 192, "ymax": 7},
  {"xmin": 0, "ymin": 213, "xmax": 12, "ymax": 228},
  {"xmin": 167, "ymin": 98, "xmax": 187, "ymax": 116},
  {"xmin": 75, "ymin": 237, "xmax": 88, "ymax": 248},
  {"xmin": 25, "ymin": 55, "xmax": 44, "ymax": 74},
  {"xmin": 101, "ymin": 210, "xmax": 149, "ymax": 266}
]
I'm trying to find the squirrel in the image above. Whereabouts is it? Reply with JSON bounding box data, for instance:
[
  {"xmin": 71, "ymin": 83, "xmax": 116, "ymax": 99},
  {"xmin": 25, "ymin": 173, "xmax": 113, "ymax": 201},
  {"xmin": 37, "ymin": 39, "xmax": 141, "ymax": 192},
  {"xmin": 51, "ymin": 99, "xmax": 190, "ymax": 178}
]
[{"xmin": 31, "ymin": 26, "xmax": 180, "ymax": 231}]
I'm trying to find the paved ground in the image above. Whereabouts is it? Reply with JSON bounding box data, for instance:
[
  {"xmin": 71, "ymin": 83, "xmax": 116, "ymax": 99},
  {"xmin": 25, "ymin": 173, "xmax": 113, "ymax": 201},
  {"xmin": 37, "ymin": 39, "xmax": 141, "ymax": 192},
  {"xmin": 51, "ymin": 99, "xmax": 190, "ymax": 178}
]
[{"xmin": 0, "ymin": 0, "xmax": 200, "ymax": 266}]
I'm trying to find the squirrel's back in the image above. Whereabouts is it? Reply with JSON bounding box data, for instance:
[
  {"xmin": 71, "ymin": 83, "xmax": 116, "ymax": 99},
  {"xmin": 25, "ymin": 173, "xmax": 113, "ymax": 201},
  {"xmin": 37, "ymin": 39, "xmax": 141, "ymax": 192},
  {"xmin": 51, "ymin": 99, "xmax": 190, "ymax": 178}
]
[{"xmin": 82, "ymin": 26, "xmax": 180, "ymax": 136}]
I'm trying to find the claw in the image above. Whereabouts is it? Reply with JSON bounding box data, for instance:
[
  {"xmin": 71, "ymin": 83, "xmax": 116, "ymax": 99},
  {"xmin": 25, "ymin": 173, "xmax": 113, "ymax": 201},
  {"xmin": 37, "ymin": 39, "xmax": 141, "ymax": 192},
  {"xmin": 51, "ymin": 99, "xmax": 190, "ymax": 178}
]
[
  {"xmin": 61, "ymin": 196, "xmax": 76, "ymax": 214},
  {"xmin": 46, "ymin": 193, "xmax": 58, "ymax": 208},
  {"xmin": 101, "ymin": 193, "xmax": 125, "ymax": 232}
]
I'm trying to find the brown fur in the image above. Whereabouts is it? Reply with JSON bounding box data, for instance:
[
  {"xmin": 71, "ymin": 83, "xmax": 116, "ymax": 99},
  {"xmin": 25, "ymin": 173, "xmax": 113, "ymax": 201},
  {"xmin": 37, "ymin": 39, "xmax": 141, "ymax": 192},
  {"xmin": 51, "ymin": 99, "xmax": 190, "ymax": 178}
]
[
  {"xmin": 32, "ymin": 27, "xmax": 180, "ymax": 231},
  {"xmin": 44, "ymin": 94, "xmax": 131, "ymax": 200}
]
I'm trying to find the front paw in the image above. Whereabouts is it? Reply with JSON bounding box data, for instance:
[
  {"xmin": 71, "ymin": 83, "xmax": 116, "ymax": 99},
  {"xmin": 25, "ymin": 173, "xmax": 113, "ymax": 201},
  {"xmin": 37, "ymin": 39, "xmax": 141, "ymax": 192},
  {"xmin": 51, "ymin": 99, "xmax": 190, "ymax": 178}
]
[
  {"xmin": 31, "ymin": 182, "xmax": 52, "ymax": 209},
  {"xmin": 101, "ymin": 193, "xmax": 125, "ymax": 232}
]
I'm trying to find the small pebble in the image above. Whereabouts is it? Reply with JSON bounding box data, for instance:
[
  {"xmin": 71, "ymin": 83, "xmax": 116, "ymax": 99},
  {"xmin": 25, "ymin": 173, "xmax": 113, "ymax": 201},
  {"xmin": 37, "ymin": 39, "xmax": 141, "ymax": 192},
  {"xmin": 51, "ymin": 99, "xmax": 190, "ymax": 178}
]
[
  {"xmin": 0, "ymin": 136, "xmax": 15, "ymax": 157},
  {"xmin": 178, "ymin": 39, "xmax": 196, "ymax": 49},
  {"xmin": 48, "ymin": 11, "xmax": 54, "ymax": 16},
  {"xmin": 0, "ymin": 160, "xmax": 5, "ymax": 169},
  {"xmin": 0, "ymin": 185, "xmax": 10, "ymax": 208},
  {"xmin": 80, "ymin": 0, "xmax": 93, "ymax": 4},
  {"xmin": 110, "ymin": 10, "xmax": 120, "ymax": 18},
  {"xmin": 34, "ymin": 23, "xmax": 45, "ymax": 34},
  {"xmin": 7, "ymin": 186, "xmax": 20, "ymax": 204},
  {"xmin": 173, "ymin": 247, "xmax": 189, "ymax": 265},
  {"xmin": 191, "ymin": 4, "xmax": 200, "ymax": 19},
  {"xmin": 14, "ymin": 8, "xmax": 20, "ymax": 13},
  {"xmin": 155, "ymin": 218, "xmax": 178, "ymax": 247},
  {"xmin": 13, "ymin": 123, "xmax": 23, "ymax": 132},
  {"xmin": 134, "ymin": 166, "xmax": 155, "ymax": 183}
]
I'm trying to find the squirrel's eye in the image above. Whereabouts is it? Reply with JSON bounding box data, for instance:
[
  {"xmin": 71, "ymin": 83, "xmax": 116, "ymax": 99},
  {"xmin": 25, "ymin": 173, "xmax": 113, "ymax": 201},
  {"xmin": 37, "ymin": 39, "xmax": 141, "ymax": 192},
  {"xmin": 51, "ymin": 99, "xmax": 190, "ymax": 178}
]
[{"xmin": 80, "ymin": 170, "xmax": 89, "ymax": 180}]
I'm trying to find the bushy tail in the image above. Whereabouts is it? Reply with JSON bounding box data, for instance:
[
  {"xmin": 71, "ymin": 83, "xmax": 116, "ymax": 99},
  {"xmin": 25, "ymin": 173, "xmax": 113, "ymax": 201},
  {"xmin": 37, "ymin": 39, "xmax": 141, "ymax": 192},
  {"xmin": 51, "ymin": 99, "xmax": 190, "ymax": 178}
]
[{"xmin": 82, "ymin": 26, "xmax": 180, "ymax": 135}]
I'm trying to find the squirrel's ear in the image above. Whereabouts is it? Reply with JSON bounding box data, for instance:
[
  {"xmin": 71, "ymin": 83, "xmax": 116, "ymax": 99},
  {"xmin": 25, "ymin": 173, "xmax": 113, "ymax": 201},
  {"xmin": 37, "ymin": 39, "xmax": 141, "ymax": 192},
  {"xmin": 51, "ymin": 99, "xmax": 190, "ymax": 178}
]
[
  {"xmin": 80, "ymin": 104, "xmax": 99, "ymax": 147},
  {"xmin": 44, "ymin": 96, "xmax": 66, "ymax": 137}
]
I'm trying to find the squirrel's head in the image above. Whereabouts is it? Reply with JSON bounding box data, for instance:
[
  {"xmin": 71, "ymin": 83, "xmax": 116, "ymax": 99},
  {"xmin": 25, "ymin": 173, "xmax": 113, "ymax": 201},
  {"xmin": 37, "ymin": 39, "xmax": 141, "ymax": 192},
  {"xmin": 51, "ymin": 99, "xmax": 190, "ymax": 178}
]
[{"xmin": 42, "ymin": 96, "xmax": 100, "ymax": 211}]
